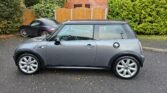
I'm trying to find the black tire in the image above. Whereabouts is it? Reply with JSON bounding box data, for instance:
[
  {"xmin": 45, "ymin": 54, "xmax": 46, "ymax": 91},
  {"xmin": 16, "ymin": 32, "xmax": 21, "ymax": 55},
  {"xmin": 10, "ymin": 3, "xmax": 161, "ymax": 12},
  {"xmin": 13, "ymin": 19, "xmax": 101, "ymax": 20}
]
[
  {"xmin": 16, "ymin": 53, "xmax": 41, "ymax": 75},
  {"xmin": 112, "ymin": 56, "xmax": 140, "ymax": 79},
  {"xmin": 20, "ymin": 28, "xmax": 29, "ymax": 37}
]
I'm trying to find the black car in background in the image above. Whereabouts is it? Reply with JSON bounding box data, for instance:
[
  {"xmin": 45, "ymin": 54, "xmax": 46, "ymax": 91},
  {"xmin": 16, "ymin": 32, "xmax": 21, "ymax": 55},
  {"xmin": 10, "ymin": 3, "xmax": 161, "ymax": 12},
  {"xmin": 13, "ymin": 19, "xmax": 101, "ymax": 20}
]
[{"xmin": 19, "ymin": 18, "xmax": 59, "ymax": 37}]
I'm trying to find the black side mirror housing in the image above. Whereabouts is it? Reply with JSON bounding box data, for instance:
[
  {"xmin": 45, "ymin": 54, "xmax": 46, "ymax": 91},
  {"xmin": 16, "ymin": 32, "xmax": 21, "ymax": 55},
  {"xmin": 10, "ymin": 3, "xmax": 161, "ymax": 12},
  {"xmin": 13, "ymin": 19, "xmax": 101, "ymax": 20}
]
[{"xmin": 54, "ymin": 38, "xmax": 60, "ymax": 45}]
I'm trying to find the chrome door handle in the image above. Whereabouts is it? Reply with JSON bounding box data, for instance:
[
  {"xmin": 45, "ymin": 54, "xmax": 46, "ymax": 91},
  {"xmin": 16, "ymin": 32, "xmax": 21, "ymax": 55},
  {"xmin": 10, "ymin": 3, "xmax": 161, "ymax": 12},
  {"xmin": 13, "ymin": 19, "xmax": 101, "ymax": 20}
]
[
  {"xmin": 87, "ymin": 44, "xmax": 95, "ymax": 47},
  {"xmin": 87, "ymin": 44, "xmax": 92, "ymax": 46}
]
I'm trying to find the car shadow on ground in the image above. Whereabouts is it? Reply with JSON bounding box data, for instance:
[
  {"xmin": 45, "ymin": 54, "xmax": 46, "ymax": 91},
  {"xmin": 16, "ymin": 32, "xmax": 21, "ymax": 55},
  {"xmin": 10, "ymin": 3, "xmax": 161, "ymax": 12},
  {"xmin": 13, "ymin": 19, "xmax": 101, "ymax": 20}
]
[
  {"xmin": 45, "ymin": 68, "xmax": 113, "ymax": 75},
  {"xmin": 15, "ymin": 68, "xmax": 117, "ymax": 78}
]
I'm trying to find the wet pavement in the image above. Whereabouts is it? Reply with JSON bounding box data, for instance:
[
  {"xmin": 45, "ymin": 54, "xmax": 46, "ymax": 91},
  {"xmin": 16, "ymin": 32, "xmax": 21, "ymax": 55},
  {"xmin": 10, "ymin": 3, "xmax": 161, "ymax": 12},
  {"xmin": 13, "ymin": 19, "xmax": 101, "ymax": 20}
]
[{"xmin": 0, "ymin": 37, "xmax": 167, "ymax": 93}]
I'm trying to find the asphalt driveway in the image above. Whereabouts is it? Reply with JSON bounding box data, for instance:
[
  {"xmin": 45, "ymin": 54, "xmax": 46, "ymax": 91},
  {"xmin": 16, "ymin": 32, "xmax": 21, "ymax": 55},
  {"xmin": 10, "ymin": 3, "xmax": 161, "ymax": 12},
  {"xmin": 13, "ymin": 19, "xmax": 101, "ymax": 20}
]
[
  {"xmin": 0, "ymin": 37, "xmax": 167, "ymax": 93},
  {"xmin": 140, "ymin": 39, "xmax": 167, "ymax": 49}
]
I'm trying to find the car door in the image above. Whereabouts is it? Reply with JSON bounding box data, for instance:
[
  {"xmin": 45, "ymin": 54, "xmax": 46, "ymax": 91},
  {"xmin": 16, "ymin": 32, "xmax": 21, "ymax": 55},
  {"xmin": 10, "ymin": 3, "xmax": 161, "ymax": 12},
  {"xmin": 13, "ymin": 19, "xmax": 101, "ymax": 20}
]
[
  {"xmin": 27, "ymin": 21, "xmax": 42, "ymax": 36},
  {"xmin": 46, "ymin": 25, "xmax": 96, "ymax": 66}
]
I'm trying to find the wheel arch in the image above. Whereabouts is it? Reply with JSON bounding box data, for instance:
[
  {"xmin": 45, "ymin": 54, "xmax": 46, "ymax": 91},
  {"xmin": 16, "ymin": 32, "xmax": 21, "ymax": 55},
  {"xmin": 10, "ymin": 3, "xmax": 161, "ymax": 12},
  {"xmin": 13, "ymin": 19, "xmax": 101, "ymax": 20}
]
[
  {"xmin": 14, "ymin": 50, "xmax": 45, "ymax": 67},
  {"xmin": 108, "ymin": 51, "xmax": 144, "ymax": 68}
]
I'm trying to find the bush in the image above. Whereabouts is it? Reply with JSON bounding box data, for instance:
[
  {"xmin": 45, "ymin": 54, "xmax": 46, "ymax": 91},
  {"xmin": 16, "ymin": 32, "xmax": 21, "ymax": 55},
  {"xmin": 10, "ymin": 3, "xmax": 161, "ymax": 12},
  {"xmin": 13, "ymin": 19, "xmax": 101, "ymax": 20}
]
[
  {"xmin": 32, "ymin": 2, "xmax": 58, "ymax": 18},
  {"xmin": 0, "ymin": 0, "xmax": 22, "ymax": 34},
  {"xmin": 108, "ymin": 0, "xmax": 167, "ymax": 35},
  {"xmin": 56, "ymin": 0, "xmax": 66, "ymax": 7}
]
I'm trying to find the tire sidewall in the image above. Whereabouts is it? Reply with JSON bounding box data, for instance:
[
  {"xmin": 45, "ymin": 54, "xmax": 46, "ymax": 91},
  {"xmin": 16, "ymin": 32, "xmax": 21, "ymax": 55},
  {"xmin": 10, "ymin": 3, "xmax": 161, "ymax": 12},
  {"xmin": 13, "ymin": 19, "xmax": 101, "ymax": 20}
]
[
  {"xmin": 17, "ymin": 53, "xmax": 41, "ymax": 75},
  {"xmin": 113, "ymin": 56, "xmax": 140, "ymax": 79},
  {"xmin": 20, "ymin": 28, "xmax": 28, "ymax": 37}
]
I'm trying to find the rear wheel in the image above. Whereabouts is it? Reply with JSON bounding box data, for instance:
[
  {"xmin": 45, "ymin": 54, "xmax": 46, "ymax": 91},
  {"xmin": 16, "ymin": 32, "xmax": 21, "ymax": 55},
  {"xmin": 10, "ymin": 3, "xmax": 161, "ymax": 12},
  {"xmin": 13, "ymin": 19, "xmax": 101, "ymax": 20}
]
[
  {"xmin": 113, "ymin": 56, "xmax": 140, "ymax": 79},
  {"xmin": 17, "ymin": 53, "xmax": 40, "ymax": 74},
  {"xmin": 20, "ymin": 28, "xmax": 28, "ymax": 37}
]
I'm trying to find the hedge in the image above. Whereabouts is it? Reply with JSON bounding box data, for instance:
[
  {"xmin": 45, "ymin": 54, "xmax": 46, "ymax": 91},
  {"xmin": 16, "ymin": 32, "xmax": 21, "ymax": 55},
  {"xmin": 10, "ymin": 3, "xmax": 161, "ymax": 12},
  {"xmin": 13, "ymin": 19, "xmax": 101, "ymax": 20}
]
[
  {"xmin": 108, "ymin": 0, "xmax": 167, "ymax": 35},
  {"xmin": 1, "ymin": 0, "xmax": 166, "ymax": 35},
  {"xmin": 32, "ymin": 3, "xmax": 58, "ymax": 18},
  {"xmin": 0, "ymin": 0, "xmax": 22, "ymax": 34}
]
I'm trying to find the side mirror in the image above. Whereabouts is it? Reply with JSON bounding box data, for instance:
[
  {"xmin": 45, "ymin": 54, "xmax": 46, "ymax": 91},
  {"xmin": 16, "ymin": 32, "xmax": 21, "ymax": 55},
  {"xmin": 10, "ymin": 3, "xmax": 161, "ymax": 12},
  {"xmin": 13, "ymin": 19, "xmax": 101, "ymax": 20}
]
[{"xmin": 54, "ymin": 38, "xmax": 60, "ymax": 45}]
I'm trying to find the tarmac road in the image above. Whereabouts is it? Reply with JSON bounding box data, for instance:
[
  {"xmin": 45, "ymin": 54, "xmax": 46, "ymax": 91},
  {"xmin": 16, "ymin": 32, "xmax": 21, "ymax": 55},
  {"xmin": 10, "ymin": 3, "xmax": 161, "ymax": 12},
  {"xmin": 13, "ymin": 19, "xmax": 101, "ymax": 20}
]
[{"xmin": 0, "ymin": 37, "xmax": 167, "ymax": 93}]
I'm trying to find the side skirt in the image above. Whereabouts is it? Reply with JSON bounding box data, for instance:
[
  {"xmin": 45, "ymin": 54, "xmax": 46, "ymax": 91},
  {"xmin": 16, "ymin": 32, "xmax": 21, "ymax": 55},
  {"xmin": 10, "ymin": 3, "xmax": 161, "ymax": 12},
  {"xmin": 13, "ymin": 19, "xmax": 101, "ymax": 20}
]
[{"xmin": 46, "ymin": 66, "xmax": 110, "ymax": 70}]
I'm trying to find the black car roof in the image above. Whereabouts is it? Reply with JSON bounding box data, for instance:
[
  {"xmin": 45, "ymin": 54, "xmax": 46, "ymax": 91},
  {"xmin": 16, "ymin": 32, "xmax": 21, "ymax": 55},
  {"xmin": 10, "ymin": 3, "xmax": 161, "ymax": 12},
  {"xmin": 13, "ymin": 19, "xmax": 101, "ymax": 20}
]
[
  {"xmin": 36, "ymin": 18, "xmax": 59, "ymax": 24},
  {"xmin": 63, "ymin": 20, "xmax": 127, "ymax": 25},
  {"xmin": 36, "ymin": 18, "xmax": 52, "ymax": 22}
]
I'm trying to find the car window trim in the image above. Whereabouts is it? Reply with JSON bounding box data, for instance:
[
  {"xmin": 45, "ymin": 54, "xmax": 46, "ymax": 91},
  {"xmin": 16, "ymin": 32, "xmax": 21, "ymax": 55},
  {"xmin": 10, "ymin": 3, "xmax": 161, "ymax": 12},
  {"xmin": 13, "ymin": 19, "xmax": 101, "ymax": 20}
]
[
  {"xmin": 94, "ymin": 24, "xmax": 129, "ymax": 40},
  {"xmin": 47, "ymin": 24, "xmax": 65, "ymax": 41},
  {"xmin": 51, "ymin": 24, "xmax": 95, "ymax": 41},
  {"xmin": 123, "ymin": 24, "xmax": 136, "ymax": 39}
]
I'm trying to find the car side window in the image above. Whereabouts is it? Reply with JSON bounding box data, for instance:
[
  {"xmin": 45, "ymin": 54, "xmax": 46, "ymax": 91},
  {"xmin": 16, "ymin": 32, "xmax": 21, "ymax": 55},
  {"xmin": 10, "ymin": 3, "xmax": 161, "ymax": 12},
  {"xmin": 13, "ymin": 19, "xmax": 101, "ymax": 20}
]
[
  {"xmin": 30, "ymin": 21, "xmax": 41, "ymax": 27},
  {"xmin": 56, "ymin": 25, "xmax": 93, "ymax": 41},
  {"xmin": 97, "ymin": 25, "xmax": 127, "ymax": 40}
]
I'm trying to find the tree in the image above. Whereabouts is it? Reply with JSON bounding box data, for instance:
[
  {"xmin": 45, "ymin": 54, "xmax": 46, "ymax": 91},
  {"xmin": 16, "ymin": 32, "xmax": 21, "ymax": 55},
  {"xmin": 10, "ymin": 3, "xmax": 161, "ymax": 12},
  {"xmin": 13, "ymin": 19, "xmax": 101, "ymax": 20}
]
[
  {"xmin": 0, "ymin": 0, "xmax": 21, "ymax": 20},
  {"xmin": 0, "ymin": 0, "xmax": 22, "ymax": 34},
  {"xmin": 55, "ymin": 0, "xmax": 67, "ymax": 7}
]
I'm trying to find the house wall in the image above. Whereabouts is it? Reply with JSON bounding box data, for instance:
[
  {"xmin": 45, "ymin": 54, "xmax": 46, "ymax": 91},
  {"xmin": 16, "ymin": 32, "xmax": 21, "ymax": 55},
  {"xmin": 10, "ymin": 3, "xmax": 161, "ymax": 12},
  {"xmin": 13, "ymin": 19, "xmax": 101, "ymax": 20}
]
[{"xmin": 64, "ymin": 0, "xmax": 108, "ymax": 8}]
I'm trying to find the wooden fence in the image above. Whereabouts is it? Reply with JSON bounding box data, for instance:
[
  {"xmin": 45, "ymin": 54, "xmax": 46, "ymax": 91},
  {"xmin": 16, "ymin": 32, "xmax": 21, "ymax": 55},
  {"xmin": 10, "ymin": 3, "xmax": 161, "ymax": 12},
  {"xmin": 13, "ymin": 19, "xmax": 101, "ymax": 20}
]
[
  {"xmin": 55, "ymin": 8, "xmax": 71, "ymax": 23},
  {"xmin": 22, "ymin": 7, "xmax": 107, "ymax": 25},
  {"xmin": 55, "ymin": 7, "xmax": 107, "ymax": 23},
  {"xmin": 22, "ymin": 9, "xmax": 36, "ymax": 25}
]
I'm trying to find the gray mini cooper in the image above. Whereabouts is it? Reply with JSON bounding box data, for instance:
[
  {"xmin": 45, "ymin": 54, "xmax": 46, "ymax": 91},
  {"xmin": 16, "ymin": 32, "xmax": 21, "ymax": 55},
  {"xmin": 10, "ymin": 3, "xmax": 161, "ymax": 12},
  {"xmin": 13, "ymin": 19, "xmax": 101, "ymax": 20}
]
[{"xmin": 13, "ymin": 20, "xmax": 144, "ymax": 79}]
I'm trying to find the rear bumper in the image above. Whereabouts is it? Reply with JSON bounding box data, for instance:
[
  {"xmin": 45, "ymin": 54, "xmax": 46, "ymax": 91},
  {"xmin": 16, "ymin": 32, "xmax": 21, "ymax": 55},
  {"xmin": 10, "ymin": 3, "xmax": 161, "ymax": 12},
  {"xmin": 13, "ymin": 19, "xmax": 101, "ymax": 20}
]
[{"xmin": 13, "ymin": 52, "xmax": 18, "ymax": 66}]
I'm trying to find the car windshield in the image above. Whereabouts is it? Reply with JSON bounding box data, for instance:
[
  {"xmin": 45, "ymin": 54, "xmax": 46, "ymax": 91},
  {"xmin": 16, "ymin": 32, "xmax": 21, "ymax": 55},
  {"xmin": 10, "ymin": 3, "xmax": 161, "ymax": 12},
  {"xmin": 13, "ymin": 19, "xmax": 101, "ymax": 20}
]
[{"xmin": 45, "ymin": 24, "xmax": 63, "ymax": 40}]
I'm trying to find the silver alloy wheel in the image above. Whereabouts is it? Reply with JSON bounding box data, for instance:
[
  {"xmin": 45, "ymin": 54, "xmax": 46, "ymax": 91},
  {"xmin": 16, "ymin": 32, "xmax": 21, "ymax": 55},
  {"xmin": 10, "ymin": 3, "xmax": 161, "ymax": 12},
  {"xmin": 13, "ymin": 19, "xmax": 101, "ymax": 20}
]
[
  {"xmin": 18, "ymin": 56, "xmax": 38, "ymax": 74},
  {"xmin": 20, "ymin": 29, "xmax": 28, "ymax": 37},
  {"xmin": 116, "ymin": 58, "xmax": 138, "ymax": 78}
]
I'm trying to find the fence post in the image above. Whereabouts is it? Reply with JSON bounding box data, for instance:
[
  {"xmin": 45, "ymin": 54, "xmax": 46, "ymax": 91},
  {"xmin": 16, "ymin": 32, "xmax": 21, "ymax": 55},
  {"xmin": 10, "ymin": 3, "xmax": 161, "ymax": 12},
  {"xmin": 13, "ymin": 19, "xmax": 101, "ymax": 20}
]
[
  {"xmin": 71, "ymin": 8, "xmax": 73, "ymax": 20},
  {"xmin": 91, "ymin": 8, "xmax": 93, "ymax": 19},
  {"xmin": 105, "ymin": 8, "xmax": 108, "ymax": 19}
]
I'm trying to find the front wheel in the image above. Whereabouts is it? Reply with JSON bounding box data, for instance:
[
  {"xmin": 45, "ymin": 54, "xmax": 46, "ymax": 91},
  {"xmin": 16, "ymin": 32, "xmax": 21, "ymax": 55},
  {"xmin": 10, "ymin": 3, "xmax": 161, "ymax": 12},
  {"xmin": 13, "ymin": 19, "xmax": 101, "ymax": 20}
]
[
  {"xmin": 17, "ymin": 53, "xmax": 40, "ymax": 75},
  {"xmin": 113, "ymin": 56, "xmax": 140, "ymax": 79}
]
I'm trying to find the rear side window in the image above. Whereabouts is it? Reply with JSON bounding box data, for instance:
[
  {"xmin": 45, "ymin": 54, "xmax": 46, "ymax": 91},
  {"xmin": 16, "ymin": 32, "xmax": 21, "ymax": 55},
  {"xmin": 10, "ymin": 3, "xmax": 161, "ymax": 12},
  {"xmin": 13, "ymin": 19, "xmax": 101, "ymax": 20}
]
[
  {"xmin": 30, "ymin": 21, "xmax": 41, "ymax": 27},
  {"xmin": 97, "ymin": 25, "xmax": 128, "ymax": 40}
]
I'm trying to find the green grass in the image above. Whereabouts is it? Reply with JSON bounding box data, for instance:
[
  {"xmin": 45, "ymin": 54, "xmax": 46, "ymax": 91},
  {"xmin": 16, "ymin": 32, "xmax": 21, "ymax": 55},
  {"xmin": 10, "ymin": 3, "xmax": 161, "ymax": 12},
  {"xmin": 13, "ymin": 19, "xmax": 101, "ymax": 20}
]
[{"xmin": 137, "ymin": 35, "xmax": 167, "ymax": 41}]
